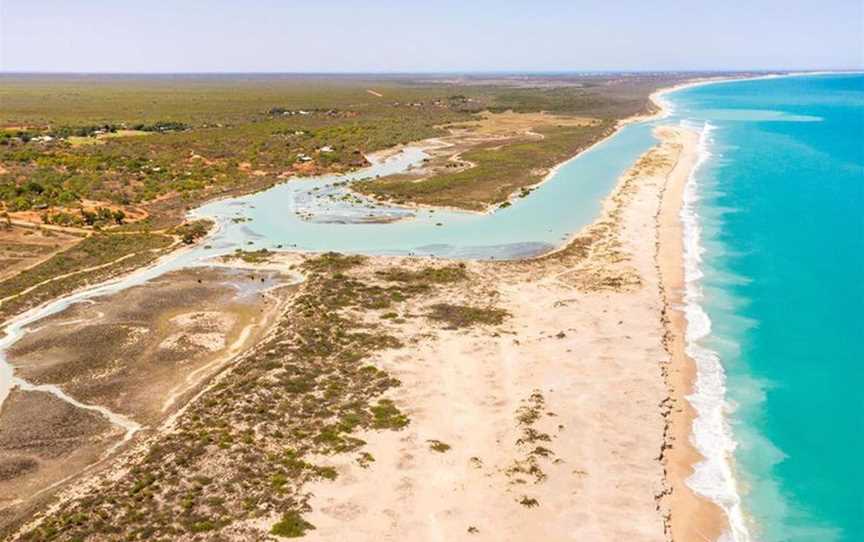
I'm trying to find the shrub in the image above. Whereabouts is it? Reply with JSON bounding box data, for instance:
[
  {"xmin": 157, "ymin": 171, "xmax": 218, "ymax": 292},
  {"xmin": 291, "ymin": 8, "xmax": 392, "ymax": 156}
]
[
  {"xmin": 370, "ymin": 399, "xmax": 409, "ymax": 430},
  {"xmin": 426, "ymin": 303, "xmax": 509, "ymax": 328},
  {"xmin": 427, "ymin": 440, "xmax": 451, "ymax": 453},
  {"xmin": 171, "ymin": 219, "xmax": 212, "ymax": 244},
  {"xmin": 271, "ymin": 511, "xmax": 315, "ymax": 538}
]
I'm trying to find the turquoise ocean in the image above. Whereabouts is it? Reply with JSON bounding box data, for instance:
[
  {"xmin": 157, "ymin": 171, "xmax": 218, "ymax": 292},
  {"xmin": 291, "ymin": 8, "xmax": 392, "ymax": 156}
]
[{"xmin": 668, "ymin": 74, "xmax": 863, "ymax": 541}]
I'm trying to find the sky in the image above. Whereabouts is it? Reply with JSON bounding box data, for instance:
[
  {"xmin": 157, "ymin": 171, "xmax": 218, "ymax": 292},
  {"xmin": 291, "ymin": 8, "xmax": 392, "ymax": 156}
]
[{"xmin": 1, "ymin": 0, "xmax": 862, "ymax": 73}]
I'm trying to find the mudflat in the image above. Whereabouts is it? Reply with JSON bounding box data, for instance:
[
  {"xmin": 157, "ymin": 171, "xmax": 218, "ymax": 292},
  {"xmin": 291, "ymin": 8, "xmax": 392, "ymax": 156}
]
[{"xmin": 0, "ymin": 266, "xmax": 287, "ymax": 532}]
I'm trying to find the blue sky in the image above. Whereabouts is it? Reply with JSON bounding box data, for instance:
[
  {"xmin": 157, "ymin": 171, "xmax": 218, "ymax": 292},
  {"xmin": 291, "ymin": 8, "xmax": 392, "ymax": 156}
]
[{"xmin": 1, "ymin": 0, "xmax": 862, "ymax": 72}]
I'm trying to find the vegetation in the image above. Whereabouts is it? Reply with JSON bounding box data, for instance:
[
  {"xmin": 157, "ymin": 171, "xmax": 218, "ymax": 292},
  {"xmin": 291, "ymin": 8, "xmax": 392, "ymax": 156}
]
[
  {"xmin": 271, "ymin": 512, "xmax": 316, "ymax": 538},
  {"xmin": 356, "ymin": 122, "xmax": 615, "ymax": 210},
  {"xmin": 301, "ymin": 251, "xmax": 366, "ymax": 273},
  {"xmin": 0, "ymin": 77, "xmax": 479, "ymax": 228},
  {"xmin": 169, "ymin": 219, "xmax": 212, "ymax": 244},
  {"xmin": 0, "ymin": 73, "xmax": 686, "ymax": 223},
  {"xmin": 427, "ymin": 439, "xmax": 452, "ymax": 453},
  {"xmin": 426, "ymin": 303, "xmax": 510, "ymax": 328},
  {"xmin": 0, "ymin": 233, "xmax": 173, "ymax": 324},
  {"xmin": 18, "ymin": 254, "xmax": 483, "ymax": 540},
  {"xmin": 370, "ymin": 399, "xmax": 410, "ymax": 430},
  {"xmin": 519, "ymin": 496, "xmax": 540, "ymax": 508},
  {"xmin": 376, "ymin": 264, "xmax": 467, "ymax": 284},
  {"xmin": 221, "ymin": 248, "xmax": 274, "ymax": 264},
  {"xmin": 506, "ymin": 390, "xmax": 556, "ymax": 500}
]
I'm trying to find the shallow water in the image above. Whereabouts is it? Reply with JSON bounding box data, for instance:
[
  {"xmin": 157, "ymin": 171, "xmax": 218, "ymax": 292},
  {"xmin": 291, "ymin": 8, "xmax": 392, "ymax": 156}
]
[{"xmin": 194, "ymin": 123, "xmax": 658, "ymax": 259}]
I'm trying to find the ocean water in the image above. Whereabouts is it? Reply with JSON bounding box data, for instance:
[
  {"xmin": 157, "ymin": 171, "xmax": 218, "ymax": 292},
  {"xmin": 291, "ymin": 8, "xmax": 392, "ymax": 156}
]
[{"xmin": 669, "ymin": 74, "xmax": 864, "ymax": 541}]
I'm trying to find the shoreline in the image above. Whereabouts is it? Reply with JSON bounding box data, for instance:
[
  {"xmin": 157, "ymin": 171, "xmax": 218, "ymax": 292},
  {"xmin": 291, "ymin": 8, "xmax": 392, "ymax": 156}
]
[
  {"xmin": 536, "ymin": 120, "xmax": 732, "ymax": 538},
  {"xmin": 649, "ymin": 70, "xmax": 848, "ymax": 542},
  {"xmin": 656, "ymin": 125, "xmax": 729, "ymax": 540},
  {"xmin": 526, "ymin": 74, "xmax": 772, "ymax": 263}
]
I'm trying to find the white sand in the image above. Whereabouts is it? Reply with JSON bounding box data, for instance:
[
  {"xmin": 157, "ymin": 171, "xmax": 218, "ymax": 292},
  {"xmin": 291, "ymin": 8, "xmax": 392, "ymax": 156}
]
[{"xmin": 298, "ymin": 126, "xmax": 714, "ymax": 541}]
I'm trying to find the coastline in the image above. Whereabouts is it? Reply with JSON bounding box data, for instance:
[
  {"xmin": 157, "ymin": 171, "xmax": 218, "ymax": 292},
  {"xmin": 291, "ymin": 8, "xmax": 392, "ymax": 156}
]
[
  {"xmin": 525, "ymin": 74, "xmax": 775, "ymax": 263},
  {"xmin": 304, "ymin": 77, "xmax": 754, "ymax": 539},
  {"xmin": 651, "ymin": 71, "xmax": 849, "ymax": 541},
  {"xmin": 535, "ymin": 118, "xmax": 733, "ymax": 538},
  {"xmin": 10, "ymin": 73, "xmax": 842, "ymax": 539},
  {"xmin": 656, "ymin": 125, "xmax": 729, "ymax": 541}
]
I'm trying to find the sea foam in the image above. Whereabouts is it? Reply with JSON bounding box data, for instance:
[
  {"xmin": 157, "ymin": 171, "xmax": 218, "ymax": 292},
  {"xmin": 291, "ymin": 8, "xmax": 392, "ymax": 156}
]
[{"xmin": 680, "ymin": 121, "xmax": 752, "ymax": 542}]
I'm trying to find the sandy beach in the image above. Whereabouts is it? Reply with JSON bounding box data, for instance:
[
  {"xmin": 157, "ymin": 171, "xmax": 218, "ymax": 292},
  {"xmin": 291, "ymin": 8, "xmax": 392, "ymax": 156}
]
[
  {"xmin": 656, "ymin": 128, "xmax": 728, "ymax": 541},
  {"xmin": 287, "ymin": 125, "xmax": 728, "ymax": 541}
]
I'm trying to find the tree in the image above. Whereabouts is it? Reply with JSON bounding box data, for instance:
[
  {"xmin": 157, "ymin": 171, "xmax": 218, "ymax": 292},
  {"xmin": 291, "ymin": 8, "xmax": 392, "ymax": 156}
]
[{"xmin": 11, "ymin": 196, "xmax": 31, "ymax": 211}]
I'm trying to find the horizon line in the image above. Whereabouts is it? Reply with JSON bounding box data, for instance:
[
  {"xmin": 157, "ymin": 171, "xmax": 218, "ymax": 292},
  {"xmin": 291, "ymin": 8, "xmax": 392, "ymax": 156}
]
[{"xmin": 2, "ymin": 68, "xmax": 862, "ymax": 77}]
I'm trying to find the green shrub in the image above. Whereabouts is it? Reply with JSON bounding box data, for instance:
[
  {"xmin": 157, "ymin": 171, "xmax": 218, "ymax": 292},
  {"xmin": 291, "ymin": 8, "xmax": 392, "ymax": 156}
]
[
  {"xmin": 271, "ymin": 511, "xmax": 315, "ymax": 538},
  {"xmin": 426, "ymin": 303, "xmax": 509, "ymax": 328},
  {"xmin": 370, "ymin": 399, "xmax": 409, "ymax": 429}
]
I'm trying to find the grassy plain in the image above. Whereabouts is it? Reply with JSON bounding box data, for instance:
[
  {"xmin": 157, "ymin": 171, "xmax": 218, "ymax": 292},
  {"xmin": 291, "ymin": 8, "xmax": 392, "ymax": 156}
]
[
  {"xmin": 351, "ymin": 74, "xmax": 690, "ymax": 210},
  {"xmin": 0, "ymin": 226, "xmax": 82, "ymax": 282}
]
